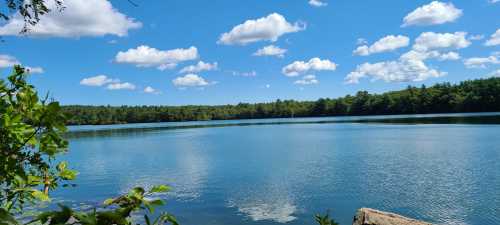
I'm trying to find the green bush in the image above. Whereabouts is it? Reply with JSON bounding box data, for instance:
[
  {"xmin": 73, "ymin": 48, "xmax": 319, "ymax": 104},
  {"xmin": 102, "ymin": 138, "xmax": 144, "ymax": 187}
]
[{"xmin": 0, "ymin": 66, "xmax": 177, "ymax": 225}]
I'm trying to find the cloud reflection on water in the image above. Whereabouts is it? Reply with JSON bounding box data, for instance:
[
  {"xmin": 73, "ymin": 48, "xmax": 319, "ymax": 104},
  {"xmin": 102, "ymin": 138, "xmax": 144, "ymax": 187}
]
[
  {"xmin": 227, "ymin": 183, "xmax": 298, "ymax": 223},
  {"xmin": 107, "ymin": 129, "xmax": 212, "ymax": 202}
]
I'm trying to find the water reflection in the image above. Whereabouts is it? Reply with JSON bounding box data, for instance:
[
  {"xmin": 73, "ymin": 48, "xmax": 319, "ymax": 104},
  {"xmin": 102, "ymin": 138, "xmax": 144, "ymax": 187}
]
[
  {"xmin": 224, "ymin": 124, "xmax": 346, "ymax": 223},
  {"xmin": 167, "ymin": 136, "xmax": 210, "ymax": 201},
  {"xmin": 227, "ymin": 183, "xmax": 298, "ymax": 223},
  {"xmin": 117, "ymin": 129, "xmax": 211, "ymax": 202},
  {"xmin": 66, "ymin": 113, "xmax": 500, "ymax": 139},
  {"xmin": 54, "ymin": 114, "xmax": 500, "ymax": 225}
]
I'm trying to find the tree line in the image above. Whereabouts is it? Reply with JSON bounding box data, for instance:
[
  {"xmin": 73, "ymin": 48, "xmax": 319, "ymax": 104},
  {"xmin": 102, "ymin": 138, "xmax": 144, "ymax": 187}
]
[{"xmin": 63, "ymin": 77, "xmax": 500, "ymax": 125}]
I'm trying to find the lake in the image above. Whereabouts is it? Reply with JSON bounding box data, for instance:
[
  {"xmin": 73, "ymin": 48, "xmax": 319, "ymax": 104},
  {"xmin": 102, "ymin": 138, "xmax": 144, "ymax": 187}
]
[{"xmin": 52, "ymin": 113, "xmax": 500, "ymax": 225}]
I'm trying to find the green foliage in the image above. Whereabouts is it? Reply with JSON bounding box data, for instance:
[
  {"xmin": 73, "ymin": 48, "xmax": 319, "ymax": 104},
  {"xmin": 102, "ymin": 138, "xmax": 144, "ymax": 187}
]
[
  {"xmin": 1, "ymin": 66, "xmax": 73, "ymax": 212},
  {"xmin": 0, "ymin": 208, "xmax": 20, "ymax": 225},
  {"xmin": 315, "ymin": 212, "xmax": 339, "ymax": 225},
  {"xmin": 29, "ymin": 185, "xmax": 178, "ymax": 225},
  {"xmin": 149, "ymin": 185, "xmax": 171, "ymax": 194},
  {"xmin": 62, "ymin": 77, "xmax": 500, "ymax": 125},
  {"xmin": 1, "ymin": 66, "xmax": 178, "ymax": 225}
]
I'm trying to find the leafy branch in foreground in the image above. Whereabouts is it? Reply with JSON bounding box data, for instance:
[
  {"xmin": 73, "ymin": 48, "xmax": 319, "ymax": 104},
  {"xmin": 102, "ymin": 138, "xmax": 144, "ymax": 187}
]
[
  {"xmin": 0, "ymin": 0, "xmax": 64, "ymax": 34},
  {"xmin": 315, "ymin": 212, "xmax": 339, "ymax": 225},
  {"xmin": 0, "ymin": 66, "xmax": 178, "ymax": 225},
  {"xmin": 28, "ymin": 185, "xmax": 178, "ymax": 225},
  {"xmin": 0, "ymin": 185, "xmax": 177, "ymax": 225},
  {"xmin": 1, "ymin": 65, "xmax": 75, "ymax": 212}
]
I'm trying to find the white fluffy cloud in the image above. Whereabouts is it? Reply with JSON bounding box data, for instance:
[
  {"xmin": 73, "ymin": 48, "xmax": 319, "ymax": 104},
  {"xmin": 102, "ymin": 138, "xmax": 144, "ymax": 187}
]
[
  {"xmin": 489, "ymin": 0, "xmax": 500, "ymax": 3},
  {"xmin": 0, "ymin": 0, "xmax": 141, "ymax": 37},
  {"xmin": 115, "ymin": 45, "xmax": 198, "ymax": 70},
  {"xmin": 357, "ymin": 38, "xmax": 368, "ymax": 45},
  {"xmin": 398, "ymin": 32, "xmax": 467, "ymax": 62},
  {"xmin": 253, "ymin": 45, "xmax": 287, "ymax": 58},
  {"xmin": 172, "ymin": 74, "xmax": 214, "ymax": 87},
  {"xmin": 402, "ymin": 1, "xmax": 462, "ymax": 27},
  {"xmin": 347, "ymin": 31, "xmax": 471, "ymax": 84},
  {"xmin": 464, "ymin": 55, "xmax": 500, "ymax": 68},
  {"xmin": 400, "ymin": 50, "xmax": 460, "ymax": 62},
  {"xmin": 179, "ymin": 61, "xmax": 218, "ymax": 73},
  {"xmin": 143, "ymin": 86, "xmax": 161, "ymax": 94},
  {"xmin": 436, "ymin": 51, "xmax": 461, "ymax": 61},
  {"xmin": 80, "ymin": 75, "xmax": 135, "ymax": 91},
  {"xmin": 294, "ymin": 75, "xmax": 319, "ymax": 85},
  {"xmin": 282, "ymin": 58, "xmax": 337, "ymax": 77},
  {"xmin": 25, "ymin": 67, "xmax": 45, "ymax": 74},
  {"xmin": 413, "ymin": 32, "xmax": 470, "ymax": 52},
  {"xmin": 0, "ymin": 55, "xmax": 44, "ymax": 73},
  {"xmin": 485, "ymin": 29, "xmax": 500, "ymax": 46},
  {"xmin": 106, "ymin": 82, "xmax": 136, "ymax": 90},
  {"xmin": 399, "ymin": 32, "xmax": 469, "ymax": 62},
  {"xmin": 469, "ymin": 35, "xmax": 484, "ymax": 41},
  {"xmin": 80, "ymin": 75, "xmax": 119, "ymax": 86},
  {"xmin": 309, "ymin": 0, "xmax": 327, "ymax": 7},
  {"xmin": 345, "ymin": 59, "xmax": 446, "ymax": 84},
  {"xmin": 353, "ymin": 35, "xmax": 410, "ymax": 56},
  {"xmin": 0, "ymin": 55, "xmax": 20, "ymax": 68},
  {"xmin": 218, "ymin": 13, "xmax": 305, "ymax": 45}
]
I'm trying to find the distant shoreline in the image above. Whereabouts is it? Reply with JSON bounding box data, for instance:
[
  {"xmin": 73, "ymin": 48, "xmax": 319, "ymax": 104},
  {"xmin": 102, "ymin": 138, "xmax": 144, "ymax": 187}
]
[
  {"xmin": 65, "ymin": 112, "xmax": 500, "ymax": 138},
  {"xmin": 63, "ymin": 77, "xmax": 500, "ymax": 126}
]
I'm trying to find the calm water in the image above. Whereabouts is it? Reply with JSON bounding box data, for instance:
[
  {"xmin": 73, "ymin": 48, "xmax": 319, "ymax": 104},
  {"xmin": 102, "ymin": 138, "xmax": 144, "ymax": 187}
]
[{"xmin": 53, "ymin": 113, "xmax": 500, "ymax": 225}]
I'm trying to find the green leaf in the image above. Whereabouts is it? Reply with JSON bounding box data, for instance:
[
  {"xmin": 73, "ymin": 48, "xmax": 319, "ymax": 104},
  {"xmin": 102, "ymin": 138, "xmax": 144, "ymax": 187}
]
[
  {"xmin": 46, "ymin": 204, "xmax": 73, "ymax": 225},
  {"xmin": 159, "ymin": 213, "xmax": 179, "ymax": 225},
  {"xmin": 34, "ymin": 211, "xmax": 54, "ymax": 224},
  {"xmin": 73, "ymin": 211, "xmax": 97, "ymax": 225},
  {"xmin": 0, "ymin": 209, "xmax": 20, "ymax": 225},
  {"xmin": 144, "ymin": 215, "xmax": 151, "ymax": 225},
  {"xmin": 315, "ymin": 212, "xmax": 339, "ymax": 225},
  {"xmin": 143, "ymin": 199, "xmax": 165, "ymax": 214},
  {"xmin": 31, "ymin": 190, "xmax": 50, "ymax": 202},
  {"xmin": 144, "ymin": 202, "xmax": 155, "ymax": 214},
  {"xmin": 103, "ymin": 198, "xmax": 115, "ymax": 206},
  {"xmin": 96, "ymin": 211, "xmax": 128, "ymax": 224},
  {"xmin": 150, "ymin": 185, "xmax": 171, "ymax": 194},
  {"xmin": 128, "ymin": 187, "xmax": 145, "ymax": 198},
  {"xmin": 59, "ymin": 169, "xmax": 78, "ymax": 180},
  {"xmin": 47, "ymin": 102, "xmax": 61, "ymax": 113},
  {"xmin": 27, "ymin": 175, "xmax": 43, "ymax": 185},
  {"xmin": 56, "ymin": 161, "xmax": 68, "ymax": 171},
  {"xmin": 13, "ymin": 175, "xmax": 26, "ymax": 186}
]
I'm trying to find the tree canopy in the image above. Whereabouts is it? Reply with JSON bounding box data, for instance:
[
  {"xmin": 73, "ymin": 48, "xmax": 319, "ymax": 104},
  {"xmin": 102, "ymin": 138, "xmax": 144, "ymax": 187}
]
[{"xmin": 63, "ymin": 77, "xmax": 500, "ymax": 125}]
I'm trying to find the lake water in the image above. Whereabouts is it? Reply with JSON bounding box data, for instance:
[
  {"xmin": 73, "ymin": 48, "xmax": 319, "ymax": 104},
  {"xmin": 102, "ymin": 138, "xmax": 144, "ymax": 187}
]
[{"xmin": 53, "ymin": 113, "xmax": 500, "ymax": 225}]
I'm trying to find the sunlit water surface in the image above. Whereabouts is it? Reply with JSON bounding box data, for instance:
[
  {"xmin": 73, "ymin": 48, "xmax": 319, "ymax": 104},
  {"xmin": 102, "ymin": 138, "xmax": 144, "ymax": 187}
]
[{"xmin": 51, "ymin": 113, "xmax": 500, "ymax": 225}]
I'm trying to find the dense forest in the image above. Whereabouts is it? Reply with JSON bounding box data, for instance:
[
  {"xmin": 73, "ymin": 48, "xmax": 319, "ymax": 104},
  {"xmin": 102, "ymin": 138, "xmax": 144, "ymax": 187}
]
[{"xmin": 63, "ymin": 77, "xmax": 500, "ymax": 125}]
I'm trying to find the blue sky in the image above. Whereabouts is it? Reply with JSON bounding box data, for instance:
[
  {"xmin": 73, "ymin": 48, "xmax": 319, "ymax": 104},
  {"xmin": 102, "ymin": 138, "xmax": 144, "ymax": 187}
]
[{"xmin": 0, "ymin": 0, "xmax": 499, "ymax": 106}]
